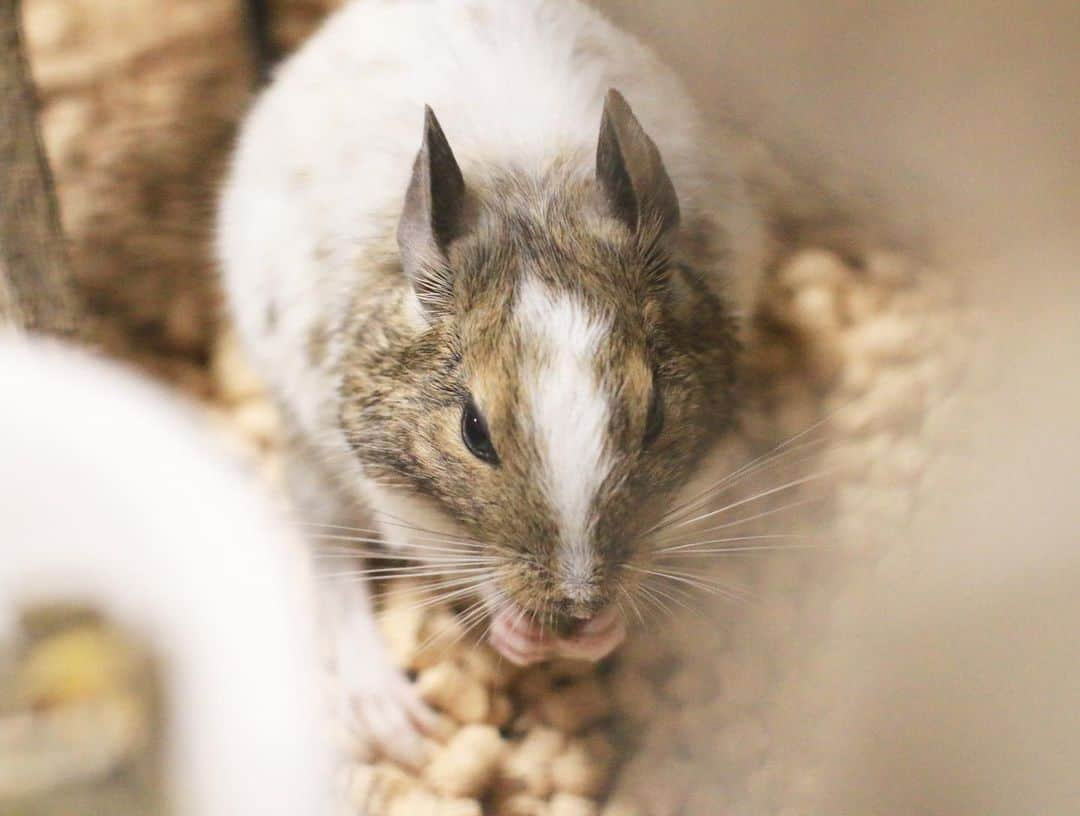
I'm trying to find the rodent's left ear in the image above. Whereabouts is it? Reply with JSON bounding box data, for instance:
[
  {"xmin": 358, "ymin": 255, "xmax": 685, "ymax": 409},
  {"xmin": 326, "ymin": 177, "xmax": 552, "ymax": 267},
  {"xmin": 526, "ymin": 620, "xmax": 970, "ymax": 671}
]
[
  {"xmin": 595, "ymin": 89, "xmax": 680, "ymax": 244},
  {"xmin": 397, "ymin": 105, "xmax": 467, "ymax": 317}
]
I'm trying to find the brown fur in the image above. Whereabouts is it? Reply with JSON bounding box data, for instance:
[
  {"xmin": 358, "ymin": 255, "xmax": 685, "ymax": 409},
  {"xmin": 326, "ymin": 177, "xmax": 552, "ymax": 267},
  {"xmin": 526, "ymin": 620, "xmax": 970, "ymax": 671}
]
[{"xmin": 339, "ymin": 164, "xmax": 740, "ymax": 624}]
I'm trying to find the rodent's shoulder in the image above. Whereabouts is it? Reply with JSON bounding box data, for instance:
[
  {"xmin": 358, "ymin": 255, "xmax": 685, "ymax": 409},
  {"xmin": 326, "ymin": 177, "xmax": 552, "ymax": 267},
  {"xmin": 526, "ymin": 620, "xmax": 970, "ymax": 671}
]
[{"xmin": 231, "ymin": 0, "xmax": 709, "ymax": 194}]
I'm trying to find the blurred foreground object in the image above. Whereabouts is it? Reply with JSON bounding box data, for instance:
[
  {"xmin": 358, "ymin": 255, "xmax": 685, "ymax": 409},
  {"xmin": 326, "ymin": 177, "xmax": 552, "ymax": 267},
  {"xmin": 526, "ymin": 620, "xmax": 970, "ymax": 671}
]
[
  {"xmin": 0, "ymin": 338, "xmax": 330, "ymax": 816},
  {"xmin": 0, "ymin": 607, "xmax": 162, "ymax": 814}
]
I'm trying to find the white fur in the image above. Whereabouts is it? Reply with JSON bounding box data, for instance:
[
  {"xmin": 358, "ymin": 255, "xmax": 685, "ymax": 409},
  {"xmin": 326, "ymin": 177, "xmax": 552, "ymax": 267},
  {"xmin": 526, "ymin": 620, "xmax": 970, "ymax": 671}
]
[
  {"xmin": 517, "ymin": 278, "xmax": 612, "ymax": 596},
  {"xmin": 0, "ymin": 338, "xmax": 329, "ymax": 816},
  {"xmin": 216, "ymin": 0, "xmax": 762, "ymax": 747},
  {"xmin": 217, "ymin": 0, "xmax": 753, "ymax": 513}
]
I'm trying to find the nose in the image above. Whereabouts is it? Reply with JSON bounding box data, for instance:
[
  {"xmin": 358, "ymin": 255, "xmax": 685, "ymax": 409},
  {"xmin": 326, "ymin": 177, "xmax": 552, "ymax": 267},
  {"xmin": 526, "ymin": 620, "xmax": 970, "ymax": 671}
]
[
  {"xmin": 568, "ymin": 596, "xmax": 612, "ymax": 620},
  {"xmin": 557, "ymin": 555, "xmax": 606, "ymax": 623},
  {"xmin": 553, "ymin": 595, "xmax": 607, "ymax": 636}
]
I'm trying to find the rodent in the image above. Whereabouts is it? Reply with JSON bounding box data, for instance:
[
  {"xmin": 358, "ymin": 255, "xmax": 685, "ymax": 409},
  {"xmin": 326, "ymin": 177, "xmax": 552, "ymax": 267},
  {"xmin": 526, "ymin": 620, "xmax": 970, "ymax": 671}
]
[{"xmin": 218, "ymin": 0, "xmax": 765, "ymax": 765}]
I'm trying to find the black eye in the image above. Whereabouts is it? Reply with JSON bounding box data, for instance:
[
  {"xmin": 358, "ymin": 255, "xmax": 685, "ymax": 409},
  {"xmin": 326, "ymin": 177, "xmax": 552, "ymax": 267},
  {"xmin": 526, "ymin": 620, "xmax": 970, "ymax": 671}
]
[
  {"xmin": 643, "ymin": 386, "xmax": 664, "ymax": 449},
  {"xmin": 461, "ymin": 396, "xmax": 499, "ymax": 465}
]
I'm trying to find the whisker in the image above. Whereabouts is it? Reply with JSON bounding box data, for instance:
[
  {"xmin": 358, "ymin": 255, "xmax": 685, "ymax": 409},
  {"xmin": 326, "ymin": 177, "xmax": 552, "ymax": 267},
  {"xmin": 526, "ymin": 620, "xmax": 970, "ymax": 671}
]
[
  {"xmin": 414, "ymin": 596, "xmax": 491, "ymax": 659},
  {"xmin": 647, "ymin": 438, "xmax": 829, "ymax": 535},
  {"xmin": 301, "ymin": 521, "xmax": 387, "ymax": 535},
  {"xmin": 649, "ymin": 496, "xmax": 825, "ymax": 546},
  {"xmin": 371, "ymin": 568, "xmax": 497, "ymax": 613},
  {"xmin": 644, "ymin": 423, "xmax": 832, "ymax": 536},
  {"xmin": 313, "ymin": 555, "xmax": 499, "ymax": 569},
  {"xmin": 644, "ymin": 391, "xmax": 864, "ymax": 537},
  {"xmin": 657, "ymin": 542, "xmax": 827, "ymax": 557},
  {"xmin": 311, "ymin": 533, "xmax": 394, "ymax": 546},
  {"xmin": 374, "ymin": 510, "xmax": 485, "ymax": 547},
  {"xmin": 625, "ymin": 563, "xmax": 757, "ymax": 606},
  {"xmin": 631, "ymin": 582, "xmax": 668, "ymax": 621},
  {"xmin": 477, "ymin": 589, "xmax": 510, "ymax": 651},
  {"xmin": 659, "ymin": 468, "xmax": 836, "ymax": 534},
  {"xmin": 656, "ymin": 533, "xmax": 816, "ymax": 554},
  {"xmin": 304, "ymin": 506, "xmax": 483, "ymax": 550},
  {"xmin": 310, "ymin": 533, "xmax": 483, "ymax": 558},
  {"xmin": 636, "ymin": 578, "xmax": 687, "ymax": 620},
  {"xmin": 617, "ymin": 583, "xmax": 647, "ymax": 627},
  {"xmin": 648, "ymin": 577, "xmax": 704, "ymax": 612},
  {"xmin": 321, "ymin": 565, "xmax": 492, "ymax": 581},
  {"xmin": 456, "ymin": 600, "xmax": 496, "ymax": 645},
  {"xmin": 376, "ymin": 579, "xmax": 490, "ymax": 617},
  {"xmin": 318, "ymin": 525, "xmax": 484, "ymax": 552},
  {"xmin": 681, "ymin": 571, "xmax": 757, "ymax": 604},
  {"xmin": 311, "ymin": 546, "xmax": 497, "ymax": 565}
]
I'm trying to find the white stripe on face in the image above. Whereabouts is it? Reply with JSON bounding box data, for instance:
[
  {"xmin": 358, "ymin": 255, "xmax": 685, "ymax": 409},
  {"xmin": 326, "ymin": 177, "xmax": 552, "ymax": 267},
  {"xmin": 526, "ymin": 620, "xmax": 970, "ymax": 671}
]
[{"xmin": 516, "ymin": 278, "xmax": 612, "ymax": 603}]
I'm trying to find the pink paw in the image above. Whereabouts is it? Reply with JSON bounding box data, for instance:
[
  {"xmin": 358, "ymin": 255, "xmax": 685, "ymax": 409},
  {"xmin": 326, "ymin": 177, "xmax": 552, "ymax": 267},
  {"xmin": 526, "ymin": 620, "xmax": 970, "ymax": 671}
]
[
  {"xmin": 489, "ymin": 604, "xmax": 626, "ymax": 666},
  {"xmin": 338, "ymin": 661, "xmax": 441, "ymax": 770}
]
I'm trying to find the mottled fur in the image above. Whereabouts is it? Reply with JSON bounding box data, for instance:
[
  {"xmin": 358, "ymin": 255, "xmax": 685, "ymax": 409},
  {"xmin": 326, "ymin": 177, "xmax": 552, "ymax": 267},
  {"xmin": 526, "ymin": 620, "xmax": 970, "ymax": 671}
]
[
  {"xmin": 217, "ymin": 0, "xmax": 762, "ymax": 760},
  {"xmin": 338, "ymin": 166, "xmax": 739, "ymax": 619}
]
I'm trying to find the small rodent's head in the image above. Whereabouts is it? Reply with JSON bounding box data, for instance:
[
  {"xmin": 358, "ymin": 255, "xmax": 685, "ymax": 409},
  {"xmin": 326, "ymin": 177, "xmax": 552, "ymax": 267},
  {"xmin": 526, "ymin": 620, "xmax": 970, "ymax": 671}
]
[{"xmin": 341, "ymin": 91, "xmax": 739, "ymax": 644}]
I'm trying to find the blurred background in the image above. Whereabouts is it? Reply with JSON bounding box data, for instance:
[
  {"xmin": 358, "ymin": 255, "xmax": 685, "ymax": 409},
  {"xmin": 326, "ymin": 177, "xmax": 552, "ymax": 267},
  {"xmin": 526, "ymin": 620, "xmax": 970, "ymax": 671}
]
[{"xmin": 4, "ymin": 0, "xmax": 1079, "ymax": 814}]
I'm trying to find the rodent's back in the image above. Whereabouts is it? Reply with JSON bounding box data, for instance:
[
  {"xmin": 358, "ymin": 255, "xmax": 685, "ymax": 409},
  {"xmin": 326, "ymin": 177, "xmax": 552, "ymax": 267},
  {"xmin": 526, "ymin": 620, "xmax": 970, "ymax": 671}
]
[{"xmin": 218, "ymin": 0, "xmax": 718, "ymax": 430}]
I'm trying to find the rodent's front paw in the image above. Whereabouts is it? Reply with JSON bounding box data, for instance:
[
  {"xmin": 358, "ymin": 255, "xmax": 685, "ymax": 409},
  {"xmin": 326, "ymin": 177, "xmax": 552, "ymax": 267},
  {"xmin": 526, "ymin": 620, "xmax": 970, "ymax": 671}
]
[
  {"xmin": 552, "ymin": 605, "xmax": 627, "ymax": 662},
  {"xmin": 337, "ymin": 661, "xmax": 442, "ymax": 770},
  {"xmin": 489, "ymin": 605, "xmax": 626, "ymax": 666},
  {"xmin": 489, "ymin": 608, "xmax": 556, "ymax": 666}
]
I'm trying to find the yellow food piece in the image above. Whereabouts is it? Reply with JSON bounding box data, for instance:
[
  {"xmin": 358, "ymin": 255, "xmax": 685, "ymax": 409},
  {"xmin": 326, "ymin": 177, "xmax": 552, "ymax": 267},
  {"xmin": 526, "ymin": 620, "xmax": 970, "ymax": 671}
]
[
  {"xmin": 16, "ymin": 625, "xmax": 136, "ymax": 708},
  {"xmin": 487, "ymin": 692, "xmax": 514, "ymax": 727},
  {"xmin": 550, "ymin": 793, "xmax": 600, "ymax": 816},
  {"xmin": 424, "ymin": 724, "xmax": 506, "ymax": 798},
  {"xmin": 385, "ymin": 789, "xmax": 482, "ymax": 816},
  {"xmin": 501, "ymin": 726, "xmax": 565, "ymax": 797},
  {"xmin": 537, "ymin": 678, "xmax": 611, "ymax": 733},
  {"xmin": 347, "ymin": 763, "xmax": 419, "ymax": 813},
  {"xmin": 550, "ymin": 734, "xmax": 614, "ymax": 797},
  {"xmin": 496, "ymin": 792, "xmax": 551, "ymax": 816},
  {"xmin": 377, "ymin": 595, "xmax": 426, "ymax": 669},
  {"xmin": 417, "ymin": 661, "xmax": 490, "ymax": 724},
  {"xmin": 461, "ymin": 646, "xmax": 519, "ymax": 690}
]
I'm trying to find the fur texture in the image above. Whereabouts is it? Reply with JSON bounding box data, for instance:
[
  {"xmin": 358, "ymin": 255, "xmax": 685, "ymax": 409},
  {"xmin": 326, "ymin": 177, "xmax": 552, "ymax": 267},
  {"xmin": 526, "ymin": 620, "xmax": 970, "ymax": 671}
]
[{"xmin": 218, "ymin": 0, "xmax": 761, "ymax": 759}]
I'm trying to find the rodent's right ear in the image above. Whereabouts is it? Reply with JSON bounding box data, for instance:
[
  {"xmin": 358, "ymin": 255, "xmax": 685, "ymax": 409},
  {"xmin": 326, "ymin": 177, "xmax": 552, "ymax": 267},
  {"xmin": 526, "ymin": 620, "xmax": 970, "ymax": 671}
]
[
  {"xmin": 397, "ymin": 105, "xmax": 467, "ymax": 318},
  {"xmin": 595, "ymin": 89, "xmax": 680, "ymax": 245}
]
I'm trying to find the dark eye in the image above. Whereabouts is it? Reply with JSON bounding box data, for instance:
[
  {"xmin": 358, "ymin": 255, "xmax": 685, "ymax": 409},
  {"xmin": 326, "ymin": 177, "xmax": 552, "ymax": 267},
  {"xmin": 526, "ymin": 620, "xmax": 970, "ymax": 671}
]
[
  {"xmin": 643, "ymin": 386, "xmax": 664, "ymax": 449},
  {"xmin": 461, "ymin": 395, "xmax": 500, "ymax": 465}
]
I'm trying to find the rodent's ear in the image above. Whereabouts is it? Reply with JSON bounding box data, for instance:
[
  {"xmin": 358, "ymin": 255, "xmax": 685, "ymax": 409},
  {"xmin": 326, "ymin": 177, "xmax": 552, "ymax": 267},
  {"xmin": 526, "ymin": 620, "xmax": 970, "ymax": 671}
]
[
  {"xmin": 397, "ymin": 105, "xmax": 466, "ymax": 316},
  {"xmin": 596, "ymin": 89, "xmax": 680, "ymax": 243}
]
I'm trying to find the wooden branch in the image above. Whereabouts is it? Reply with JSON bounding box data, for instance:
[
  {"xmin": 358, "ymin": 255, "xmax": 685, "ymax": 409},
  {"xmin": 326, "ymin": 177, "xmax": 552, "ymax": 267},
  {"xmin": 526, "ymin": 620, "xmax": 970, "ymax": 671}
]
[
  {"xmin": 0, "ymin": 256, "xmax": 24, "ymax": 329},
  {"xmin": 0, "ymin": 0, "xmax": 81, "ymax": 337}
]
